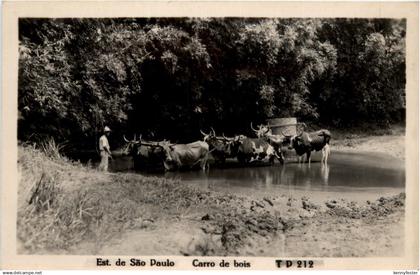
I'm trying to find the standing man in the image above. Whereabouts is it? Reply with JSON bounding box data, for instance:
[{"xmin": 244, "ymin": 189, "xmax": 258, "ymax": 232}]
[{"xmin": 99, "ymin": 126, "xmax": 112, "ymax": 172}]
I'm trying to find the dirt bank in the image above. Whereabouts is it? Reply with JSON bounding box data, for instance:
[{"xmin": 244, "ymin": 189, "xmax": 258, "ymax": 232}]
[
  {"xmin": 94, "ymin": 191, "xmax": 404, "ymax": 257},
  {"xmin": 17, "ymin": 145, "xmax": 405, "ymax": 256},
  {"xmin": 331, "ymin": 126, "xmax": 405, "ymax": 160}
]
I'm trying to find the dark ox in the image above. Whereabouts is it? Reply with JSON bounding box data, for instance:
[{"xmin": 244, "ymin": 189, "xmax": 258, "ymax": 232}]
[
  {"xmin": 123, "ymin": 136, "xmax": 166, "ymax": 170},
  {"xmin": 285, "ymin": 128, "xmax": 331, "ymax": 164},
  {"xmin": 124, "ymin": 136, "xmax": 209, "ymax": 171},
  {"xmin": 200, "ymin": 129, "xmax": 241, "ymax": 164},
  {"xmin": 160, "ymin": 141, "xmax": 209, "ymax": 171}
]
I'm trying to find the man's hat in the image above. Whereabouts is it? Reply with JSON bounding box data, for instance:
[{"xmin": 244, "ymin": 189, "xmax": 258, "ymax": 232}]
[{"xmin": 104, "ymin": 126, "xmax": 111, "ymax": 132}]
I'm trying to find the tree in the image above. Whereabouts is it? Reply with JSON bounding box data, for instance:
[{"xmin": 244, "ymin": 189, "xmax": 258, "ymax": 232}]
[
  {"xmin": 18, "ymin": 18, "xmax": 406, "ymax": 148},
  {"xmin": 315, "ymin": 18, "xmax": 405, "ymax": 126}
]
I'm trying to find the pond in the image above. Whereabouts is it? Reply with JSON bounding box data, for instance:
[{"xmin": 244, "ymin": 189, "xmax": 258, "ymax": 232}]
[{"xmin": 108, "ymin": 150, "xmax": 405, "ymax": 201}]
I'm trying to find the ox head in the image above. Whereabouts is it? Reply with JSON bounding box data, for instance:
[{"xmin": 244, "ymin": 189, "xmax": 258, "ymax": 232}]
[
  {"xmin": 317, "ymin": 129, "xmax": 332, "ymax": 144},
  {"xmin": 123, "ymin": 135, "xmax": 168, "ymax": 162},
  {"xmin": 201, "ymin": 128, "xmax": 222, "ymax": 150},
  {"xmin": 122, "ymin": 134, "xmax": 142, "ymax": 155},
  {"xmin": 200, "ymin": 128, "xmax": 216, "ymax": 142},
  {"xmin": 220, "ymin": 134, "xmax": 247, "ymax": 155},
  {"xmin": 202, "ymin": 128, "xmax": 237, "ymax": 153},
  {"xmin": 159, "ymin": 140, "xmax": 177, "ymax": 164},
  {"xmin": 251, "ymin": 122, "xmax": 271, "ymax": 138},
  {"xmin": 234, "ymin": 134, "xmax": 248, "ymax": 144},
  {"xmin": 281, "ymin": 123, "xmax": 307, "ymax": 149},
  {"xmin": 280, "ymin": 130, "xmax": 295, "ymax": 150},
  {"xmin": 223, "ymin": 134, "xmax": 247, "ymax": 146},
  {"xmin": 290, "ymin": 135, "xmax": 302, "ymax": 149}
]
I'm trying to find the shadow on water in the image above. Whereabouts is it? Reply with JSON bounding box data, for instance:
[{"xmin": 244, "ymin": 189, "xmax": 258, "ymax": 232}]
[{"xmin": 105, "ymin": 151, "xmax": 404, "ymax": 193}]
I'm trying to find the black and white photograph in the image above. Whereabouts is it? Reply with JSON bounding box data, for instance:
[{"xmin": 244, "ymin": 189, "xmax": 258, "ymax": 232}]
[{"xmin": 1, "ymin": 1, "xmax": 419, "ymax": 271}]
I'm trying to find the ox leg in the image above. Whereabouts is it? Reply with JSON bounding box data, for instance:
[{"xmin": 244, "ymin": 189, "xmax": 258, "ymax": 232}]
[
  {"xmin": 321, "ymin": 144, "xmax": 330, "ymax": 164},
  {"xmin": 274, "ymin": 150, "xmax": 284, "ymax": 164},
  {"xmin": 325, "ymin": 150, "xmax": 329, "ymax": 165},
  {"xmin": 307, "ymin": 152, "xmax": 311, "ymax": 165},
  {"xmin": 163, "ymin": 161, "xmax": 172, "ymax": 172},
  {"xmin": 321, "ymin": 164, "xmax": 329, "ymax": 185},
  {"xmin": 324, "ymin": 154, "xmax": 327, "ymax": 164},
  {"xmin": 325, "ymin": 144, "xmax": 330, "ymax": 164},
  {"xmin": 269, "ymin": 155, "xmax": 275, "ymax": 166},
  {"xmin": 278, "ymin": 154, "xmax": 284, "ymax": 165},
  {"xmin": 201, "ymin": 155, "xmax": 209, "ymax": 171}
]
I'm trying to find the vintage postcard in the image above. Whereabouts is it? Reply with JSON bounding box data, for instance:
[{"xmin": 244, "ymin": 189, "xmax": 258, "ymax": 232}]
[{"xmin": 1, "ymin": 1, "xmax": 419, "ymax": 271}]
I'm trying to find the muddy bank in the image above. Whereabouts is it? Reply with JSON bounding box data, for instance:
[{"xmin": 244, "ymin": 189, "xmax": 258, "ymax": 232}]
[
  {"xmin": 96, "ymin": 191, "xmax": 405, "ymax": 257},
  {"xmin": 17, "ymin": 145, "xmax": 405, "ymax": 256}
]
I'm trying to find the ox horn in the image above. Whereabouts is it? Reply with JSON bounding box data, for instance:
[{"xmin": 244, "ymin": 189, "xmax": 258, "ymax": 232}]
[
  {"xmin": 222, "ymin": 133, "xmax": 231, "ymax": 141},
  {"xmin": 250, "ymin": 122, "xmax": 258, "ymax": 132},
  {"xmin": 210, "ymin": 127, "xmax": 216, "ymax": 136},
  {"xmin": 200, "ymin": 129, "xmax": 210, "ymax": 136},
  {"xmin": 161, "ymin": 139, "xmax": 175, "ymax": 148},
  {"xmin": 123, "ymin": 135, "xmax": 130, "ymax": 142}
]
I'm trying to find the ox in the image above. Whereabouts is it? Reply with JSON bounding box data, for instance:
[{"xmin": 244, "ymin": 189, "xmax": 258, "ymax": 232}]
[
  {"xmin": 200, "ymin": 129, "xmax": 241, "ymax": 164},
  {"xmin": 284, "ymin": 127, "xmax": 331, "ymax": 165},
  {"xmin": 250, "ymin": 122, "xmax": 285, "ymax": 164},
  {"xmin": 160, "ymin": 141, "xmax": 209, "ymax": 171},
  {"xmin": 123, "ymin": 135, "xmax": 166, "ymax": 170},
  {"xmin": 236, "ymin": 136, "xmax": 283, "ymax": 165}
]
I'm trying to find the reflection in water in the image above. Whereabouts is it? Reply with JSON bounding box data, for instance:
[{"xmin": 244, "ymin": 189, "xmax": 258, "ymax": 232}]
[
  {"xmin": 110, "ymin": 152, "xmax": 405, "ymax": 192},
  {"xmin": 321, "ymin": 163, "xmax": 329, "ymax": 185}
]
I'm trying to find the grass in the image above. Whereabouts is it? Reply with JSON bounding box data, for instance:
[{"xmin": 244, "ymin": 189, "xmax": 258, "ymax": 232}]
[{"xmin": 17, "ymin": 141, "xmax": 203, "ymax": 254}]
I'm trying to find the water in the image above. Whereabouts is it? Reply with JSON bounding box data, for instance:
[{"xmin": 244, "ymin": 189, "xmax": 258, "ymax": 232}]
[{"xmin": 109, "ymin": 151, "xmax": 405, "ymax": 198}]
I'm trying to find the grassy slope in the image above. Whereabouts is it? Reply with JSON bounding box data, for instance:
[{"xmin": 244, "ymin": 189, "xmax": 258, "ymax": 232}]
[
  {"xmin": 17, "ymin": 143, "xmax": 405, "ymax": 256},
  {"xmin": 18, "ymin": 145, "xmax": 203, "ymax": 253}
]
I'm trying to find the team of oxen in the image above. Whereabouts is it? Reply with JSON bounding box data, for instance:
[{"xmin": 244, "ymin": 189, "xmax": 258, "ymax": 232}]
[{"xmin": 123, "ymin": 124, "xmax": 331, "ymax": 171}]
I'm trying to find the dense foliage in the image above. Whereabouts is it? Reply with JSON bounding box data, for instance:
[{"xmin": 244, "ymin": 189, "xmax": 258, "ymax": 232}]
[{"xmin": 18, "ymin": 18, "xmax": 406, "ymax": 147}]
